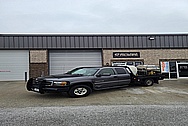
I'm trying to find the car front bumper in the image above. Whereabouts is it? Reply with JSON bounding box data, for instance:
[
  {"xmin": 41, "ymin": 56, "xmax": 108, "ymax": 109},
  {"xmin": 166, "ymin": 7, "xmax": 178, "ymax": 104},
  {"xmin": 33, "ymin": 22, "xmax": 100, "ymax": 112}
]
[{"xmin": 26, "ymin": 78, "xmax": 69, "ymax": 94}]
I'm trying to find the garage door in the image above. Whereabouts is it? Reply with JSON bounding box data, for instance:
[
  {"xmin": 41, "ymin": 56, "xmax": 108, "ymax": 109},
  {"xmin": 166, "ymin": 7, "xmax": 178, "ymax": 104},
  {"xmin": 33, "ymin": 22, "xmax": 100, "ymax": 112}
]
[
  {"xmin": 49, "ymin": 50, "xmax": 102, "ymax": 75},
  {"xmin": 0, "ymin": 50, "xmax": 29, "ymax": 81}
]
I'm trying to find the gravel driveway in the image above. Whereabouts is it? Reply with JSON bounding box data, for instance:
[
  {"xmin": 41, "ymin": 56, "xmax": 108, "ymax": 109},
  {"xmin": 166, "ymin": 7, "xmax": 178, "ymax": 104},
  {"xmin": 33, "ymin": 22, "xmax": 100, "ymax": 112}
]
[
  {"xmin": 0, "ymin": 79, "xmax": 188, "ymax": 108},
  {"xmin": 1, "ymin": 79, "xmax": 188, "ymax": 126},
  {"xmin": 1, "ymin": 105, "xmax": 188, "ymax": 126}
]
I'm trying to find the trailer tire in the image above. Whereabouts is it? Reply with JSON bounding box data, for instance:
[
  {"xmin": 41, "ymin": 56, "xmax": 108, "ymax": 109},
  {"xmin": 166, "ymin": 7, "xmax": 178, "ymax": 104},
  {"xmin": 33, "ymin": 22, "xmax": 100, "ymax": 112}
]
[{"xmin": 144, "ymin": 79, "xmax": 154, "ymax": 86}]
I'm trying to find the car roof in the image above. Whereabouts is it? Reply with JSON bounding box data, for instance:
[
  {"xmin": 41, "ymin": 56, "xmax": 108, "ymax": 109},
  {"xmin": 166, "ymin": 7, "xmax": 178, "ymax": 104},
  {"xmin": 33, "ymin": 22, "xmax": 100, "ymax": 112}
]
[{"xmin": 75, "ymin": 66, "xmax": 126, "ymax": 69}]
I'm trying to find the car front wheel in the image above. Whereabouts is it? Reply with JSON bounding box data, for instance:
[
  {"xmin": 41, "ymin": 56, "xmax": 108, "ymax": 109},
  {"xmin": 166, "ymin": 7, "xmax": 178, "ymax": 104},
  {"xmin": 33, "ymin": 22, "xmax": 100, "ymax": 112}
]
[{"xmin": 68, "ymin": 85, "xmax": 92, "ymax": 98}]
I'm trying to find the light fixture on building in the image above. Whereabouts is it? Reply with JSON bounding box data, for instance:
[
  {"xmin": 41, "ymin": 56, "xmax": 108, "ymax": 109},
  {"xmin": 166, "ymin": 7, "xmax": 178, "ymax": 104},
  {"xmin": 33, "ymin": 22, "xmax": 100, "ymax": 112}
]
[{"xmin": 148, "ymin": 36, "xmax": 155, "ymax": 40}]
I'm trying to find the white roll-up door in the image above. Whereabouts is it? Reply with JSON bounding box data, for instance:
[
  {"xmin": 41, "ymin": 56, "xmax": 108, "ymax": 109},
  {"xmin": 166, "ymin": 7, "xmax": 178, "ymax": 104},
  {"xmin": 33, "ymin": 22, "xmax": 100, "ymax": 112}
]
[
  {"xmin": 0, "ymin": 50, "xmax": 29, "ymax": 81},
  {"xmin": 49, "ymin": 50, "xmax": 102, "ymax": 75}
]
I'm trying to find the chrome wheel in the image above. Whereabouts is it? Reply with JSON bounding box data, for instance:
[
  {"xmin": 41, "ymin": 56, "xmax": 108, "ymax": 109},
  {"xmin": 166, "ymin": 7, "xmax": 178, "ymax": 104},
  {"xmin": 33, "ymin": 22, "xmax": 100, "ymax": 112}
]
[
  {"xmin": 68, "ymin": 85, "xmax": 92, "ymax": 97},
  {"xmin": 74, "ymin": 87, "xmax": 87, "ymax": 96}
]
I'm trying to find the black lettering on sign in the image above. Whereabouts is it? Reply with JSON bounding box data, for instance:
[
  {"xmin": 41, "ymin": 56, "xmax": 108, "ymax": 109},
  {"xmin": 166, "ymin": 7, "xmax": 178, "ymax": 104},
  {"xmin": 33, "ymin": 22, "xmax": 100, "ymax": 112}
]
[{"xmin": 113, "ymin": 52, "xmax": 140, "ymax": 58}]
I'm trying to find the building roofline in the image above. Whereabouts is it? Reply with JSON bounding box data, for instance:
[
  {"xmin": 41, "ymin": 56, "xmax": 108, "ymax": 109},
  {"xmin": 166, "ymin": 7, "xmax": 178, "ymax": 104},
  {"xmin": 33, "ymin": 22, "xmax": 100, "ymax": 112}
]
[{"xmin": 1, "ymin": 32, "xmax": 188, "ymax": 36}]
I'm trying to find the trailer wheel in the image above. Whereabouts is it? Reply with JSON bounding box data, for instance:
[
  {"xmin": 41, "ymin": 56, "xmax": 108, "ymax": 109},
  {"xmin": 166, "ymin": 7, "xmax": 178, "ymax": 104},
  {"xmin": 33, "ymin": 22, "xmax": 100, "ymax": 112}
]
[{"xmin": 144, "ymin": 79, "xmax": 154, "ymax": 86}]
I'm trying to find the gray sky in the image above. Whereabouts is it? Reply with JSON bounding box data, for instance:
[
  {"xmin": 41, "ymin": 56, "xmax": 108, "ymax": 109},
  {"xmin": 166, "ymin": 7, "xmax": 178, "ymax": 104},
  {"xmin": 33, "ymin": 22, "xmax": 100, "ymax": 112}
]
[{"xmin": 0, "ymin": 0, "xmax": 188, "ymax": 33}]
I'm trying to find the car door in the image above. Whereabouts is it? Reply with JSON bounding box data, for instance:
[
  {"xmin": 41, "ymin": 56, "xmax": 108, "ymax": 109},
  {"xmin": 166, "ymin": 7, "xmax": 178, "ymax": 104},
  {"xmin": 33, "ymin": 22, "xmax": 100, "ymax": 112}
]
[
  {"xmin": 114, "ymin": 68, "xmax": 131, "ymax": 85},
  {"xmin": 93, "ymin": 68, "xmax": 119, "ymax": 89}
]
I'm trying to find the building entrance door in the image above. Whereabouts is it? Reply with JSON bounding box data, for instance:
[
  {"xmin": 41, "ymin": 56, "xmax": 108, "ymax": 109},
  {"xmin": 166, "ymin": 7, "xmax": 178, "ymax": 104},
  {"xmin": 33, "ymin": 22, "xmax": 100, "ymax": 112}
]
[{"xmin": 177, "ymin": 63, "xmax": 188, "ymax": 78}]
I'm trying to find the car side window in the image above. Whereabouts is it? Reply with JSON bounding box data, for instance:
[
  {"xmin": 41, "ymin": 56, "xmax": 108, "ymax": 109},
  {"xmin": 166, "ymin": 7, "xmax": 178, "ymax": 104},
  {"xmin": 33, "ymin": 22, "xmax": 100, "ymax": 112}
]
[
  {"xmin": 115, "ymin": 68, "xmax": 128, "ymax": 74},
  {"xmin": 98, "ymin": 68, "xmax": 115, "ymax": 75}
]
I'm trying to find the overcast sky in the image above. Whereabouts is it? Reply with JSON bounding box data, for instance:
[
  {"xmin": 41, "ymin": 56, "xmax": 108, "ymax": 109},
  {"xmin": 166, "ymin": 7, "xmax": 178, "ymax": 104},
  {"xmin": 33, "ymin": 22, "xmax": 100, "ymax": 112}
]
[{"xmin": 0, "ymin": 0, "xmax": 188, "ymax": 33}]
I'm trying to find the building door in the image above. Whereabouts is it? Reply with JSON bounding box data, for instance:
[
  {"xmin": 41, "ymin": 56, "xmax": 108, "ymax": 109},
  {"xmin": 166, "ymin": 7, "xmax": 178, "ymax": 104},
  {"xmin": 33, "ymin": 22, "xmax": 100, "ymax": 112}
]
[
  {"xmin": 0, "ymin": 50, "xmax": 29, "ymax": 81},
  {"xmin": 177, "ymin": 63, "xmax": 188, "ymax": 78},
  {"xmin": 169, "ymin": 61, "xmax": 177, "ymax": 78},
  {"xmin": 49, "ymin": 50, "xmax": 102, "ymax": 75}
]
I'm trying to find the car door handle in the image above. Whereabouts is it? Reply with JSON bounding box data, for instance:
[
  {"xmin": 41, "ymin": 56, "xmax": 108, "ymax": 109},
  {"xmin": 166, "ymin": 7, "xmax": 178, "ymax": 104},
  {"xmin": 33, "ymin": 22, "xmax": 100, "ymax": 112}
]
[{"xmin": 114, "ymin": 76, "xmax": 117, "ymax": 78}]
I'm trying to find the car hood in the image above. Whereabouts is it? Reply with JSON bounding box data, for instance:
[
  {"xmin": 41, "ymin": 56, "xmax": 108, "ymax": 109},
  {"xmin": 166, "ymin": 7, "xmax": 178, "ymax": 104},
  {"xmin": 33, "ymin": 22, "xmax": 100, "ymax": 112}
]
[
  {"xmin": 41, "ymin": 74, "xmax": 83, "ymax": 79},
  {"xmin": 35, "ymin": 74, "xmax": 93, "ymax": 82}
]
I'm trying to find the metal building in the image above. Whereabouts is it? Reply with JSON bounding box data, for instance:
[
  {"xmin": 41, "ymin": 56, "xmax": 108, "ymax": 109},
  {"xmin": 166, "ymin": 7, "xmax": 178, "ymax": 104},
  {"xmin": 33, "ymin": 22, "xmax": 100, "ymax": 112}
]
[{"xmin": 0, "ymin": 33, "xmax": 188, "ymax": 81}]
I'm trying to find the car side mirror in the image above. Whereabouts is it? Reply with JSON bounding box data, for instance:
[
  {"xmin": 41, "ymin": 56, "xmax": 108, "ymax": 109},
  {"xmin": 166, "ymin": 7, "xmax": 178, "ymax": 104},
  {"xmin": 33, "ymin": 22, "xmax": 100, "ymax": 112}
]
[{"xmin": 96, "ymin": 74, "xmax": 101, "ymax": 77}]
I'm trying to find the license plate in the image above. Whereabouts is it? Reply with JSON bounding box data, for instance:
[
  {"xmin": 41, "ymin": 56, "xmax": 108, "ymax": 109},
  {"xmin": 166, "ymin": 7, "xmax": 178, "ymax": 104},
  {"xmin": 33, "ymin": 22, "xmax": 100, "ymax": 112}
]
[{"xmin": 33, "ymin": 88, "xmax": 39, "ymax": 92}]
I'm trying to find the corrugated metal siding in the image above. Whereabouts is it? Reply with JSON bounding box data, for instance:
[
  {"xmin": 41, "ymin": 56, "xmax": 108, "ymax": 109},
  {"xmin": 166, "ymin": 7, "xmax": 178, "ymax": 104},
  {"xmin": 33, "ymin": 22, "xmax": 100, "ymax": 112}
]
[{"xmin": 0, "ymin": 34, "xmax": 188, "ymax": 49}]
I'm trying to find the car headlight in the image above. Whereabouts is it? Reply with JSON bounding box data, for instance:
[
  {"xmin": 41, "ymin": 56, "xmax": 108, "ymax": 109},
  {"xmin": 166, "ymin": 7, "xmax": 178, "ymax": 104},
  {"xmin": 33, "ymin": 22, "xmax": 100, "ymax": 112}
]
[{"xmin": 53, "ymin": 81, "xmax": 68, "ymax": 86}]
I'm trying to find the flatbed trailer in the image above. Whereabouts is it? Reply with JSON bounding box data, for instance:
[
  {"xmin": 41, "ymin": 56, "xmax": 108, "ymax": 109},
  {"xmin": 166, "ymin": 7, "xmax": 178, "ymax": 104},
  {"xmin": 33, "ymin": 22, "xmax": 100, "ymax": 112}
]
[
  {"xmin": 123, "ymin": 66, "xmax": 164, "ymax": 86},
  {"xmin": 131, "ymin": 74, "xmax": 164, "ymax": 86}
]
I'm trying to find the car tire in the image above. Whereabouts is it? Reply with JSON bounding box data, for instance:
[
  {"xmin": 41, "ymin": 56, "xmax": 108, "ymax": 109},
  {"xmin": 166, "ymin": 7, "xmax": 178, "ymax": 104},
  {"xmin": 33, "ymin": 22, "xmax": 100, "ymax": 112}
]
[
  {"xmin": 68, "ymin": 85, "xmax": 92, "ymax": 98},
  {"xmin": 144, "ymin": 79, "xmax": 154, "ymax": 86}
]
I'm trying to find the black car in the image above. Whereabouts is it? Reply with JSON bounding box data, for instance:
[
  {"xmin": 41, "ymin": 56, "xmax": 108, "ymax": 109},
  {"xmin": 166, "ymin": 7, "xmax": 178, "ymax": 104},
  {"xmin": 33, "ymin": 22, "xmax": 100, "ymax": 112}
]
[{"xmin": 27, "ymin": 67, "xmax": 131, "ymax": 97}]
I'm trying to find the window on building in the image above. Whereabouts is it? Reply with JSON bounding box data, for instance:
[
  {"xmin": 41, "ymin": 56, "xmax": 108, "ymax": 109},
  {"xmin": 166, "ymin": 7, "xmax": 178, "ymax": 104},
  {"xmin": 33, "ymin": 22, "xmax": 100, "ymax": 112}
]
[
  {"xmin": 126, "ymin": 62, "xmax": 134, "ymax": 65},
  {"xmin": 112, "ymin": 61, "xmax": 144, "ymax": 67},
  {"xmin": 161, "ymin": 61, "xmax": 177, "ymax": 79},
  {"xmin": 135, "ymin": 61, "xmax": 143, "ymax": 66}
]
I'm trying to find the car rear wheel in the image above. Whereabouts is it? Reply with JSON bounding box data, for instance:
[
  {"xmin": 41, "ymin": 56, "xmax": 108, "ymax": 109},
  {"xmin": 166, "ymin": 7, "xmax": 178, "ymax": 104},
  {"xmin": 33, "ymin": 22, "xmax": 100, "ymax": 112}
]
[
  {"xmin": 144, "ymin": 79, "xmax": 154, "ymax": 86},
  {"xmin": 68, "ymin": 85, "xmax": 92, "ymax": 98}
]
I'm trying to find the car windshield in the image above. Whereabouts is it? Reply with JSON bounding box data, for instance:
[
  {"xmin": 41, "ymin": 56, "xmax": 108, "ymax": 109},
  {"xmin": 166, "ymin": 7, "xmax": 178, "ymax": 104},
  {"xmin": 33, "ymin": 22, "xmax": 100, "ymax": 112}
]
[{"xmin": 66, "ymin": 68, "xmax": 99, "ymax": 76}]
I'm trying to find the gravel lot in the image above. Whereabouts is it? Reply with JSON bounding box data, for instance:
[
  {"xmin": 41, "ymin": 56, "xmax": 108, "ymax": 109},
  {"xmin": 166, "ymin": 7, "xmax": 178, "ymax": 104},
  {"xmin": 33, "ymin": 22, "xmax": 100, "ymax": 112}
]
[
  {"xmin": 0, "ymin": 79, "xmax": 188, "ymax": 126},
  {"xmin": 1, "ymin": 105, "xmax": 188, "ymax": 126},
  {"xmin": 0, "ymin": 79, "xmax": 188, "ymax": 108}
]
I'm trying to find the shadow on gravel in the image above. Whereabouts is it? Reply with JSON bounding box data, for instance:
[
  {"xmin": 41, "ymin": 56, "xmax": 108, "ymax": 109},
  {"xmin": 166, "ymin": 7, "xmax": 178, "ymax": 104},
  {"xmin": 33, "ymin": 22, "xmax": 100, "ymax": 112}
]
[
  {"xmin": 89, "ymin": 85, "xmax": 143, "ymax": 96},
  {"xmin": 27, "ymin": 92, "xmax": 70, "ymax": 99},
  {"xmin": 27, "ymin": 85, "xmax": 145, "ymax": 98}
]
